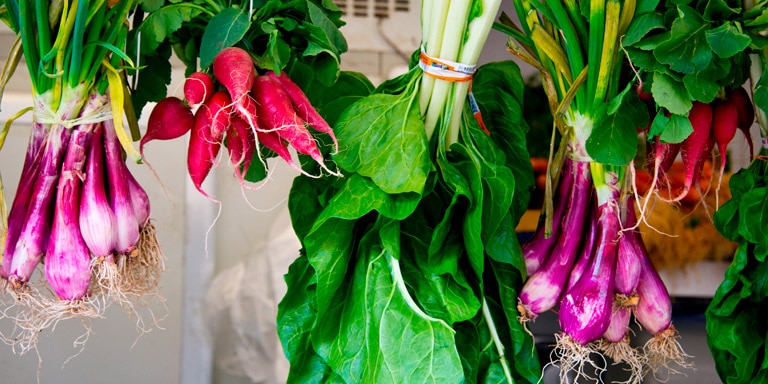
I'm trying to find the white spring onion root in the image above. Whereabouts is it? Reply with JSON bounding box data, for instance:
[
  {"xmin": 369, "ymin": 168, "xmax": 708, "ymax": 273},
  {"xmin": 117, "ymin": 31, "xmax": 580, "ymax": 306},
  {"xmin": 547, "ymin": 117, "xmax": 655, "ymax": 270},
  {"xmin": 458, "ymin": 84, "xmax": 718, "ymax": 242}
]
[
  {"xmin": 551, "ymin": 333, "xmax": 607, "ymax": 384},
  {"xmin": 643, "ymin": 325, "xmax": 694, "ymax": 381},
  {"xmin": 0, "ymin": 282, "xmax": 103, "ymax": 355},
  {"xmin": 596, "ymin": 336, "xmax": 645, "ymax": 384},
  {"xmin": 121, "ymin": 223, "xmax": 165, "ymax": 301}
]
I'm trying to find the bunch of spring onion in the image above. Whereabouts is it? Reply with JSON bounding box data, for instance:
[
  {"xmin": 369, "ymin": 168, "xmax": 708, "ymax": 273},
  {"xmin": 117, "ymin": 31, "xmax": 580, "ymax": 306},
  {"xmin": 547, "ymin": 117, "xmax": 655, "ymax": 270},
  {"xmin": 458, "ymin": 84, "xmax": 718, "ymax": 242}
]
[
  {"xmin": 497, "ymin": 0, "xmax": 689, "ymax": 382},
  {"xmin": 0, "ymin": 0, "xmax": 163, "ymax": 354}
]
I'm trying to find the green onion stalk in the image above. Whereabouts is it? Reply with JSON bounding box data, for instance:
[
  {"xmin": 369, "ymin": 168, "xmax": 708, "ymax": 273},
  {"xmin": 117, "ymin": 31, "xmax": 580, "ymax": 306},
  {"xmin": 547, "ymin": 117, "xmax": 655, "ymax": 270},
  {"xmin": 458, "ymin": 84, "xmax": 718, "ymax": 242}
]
[
  {"xmin": 0, "ymin": 0, "xmax": 163, "ymax": 355},
  {"xmin": 499, "ymin": 0, "xmax": 691, "ymax": 382}
]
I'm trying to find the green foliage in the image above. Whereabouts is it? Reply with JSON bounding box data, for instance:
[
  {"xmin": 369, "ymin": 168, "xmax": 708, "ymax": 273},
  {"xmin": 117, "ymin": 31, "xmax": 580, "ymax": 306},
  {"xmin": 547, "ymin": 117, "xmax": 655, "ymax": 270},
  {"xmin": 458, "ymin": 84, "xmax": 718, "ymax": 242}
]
[
  {"xmin": 277, "ymin": 61, "xmax": 540, "ymax": 383},
  {"xmin": 707, "ymin": 151, "xmax": 768, "ymax": 383}
]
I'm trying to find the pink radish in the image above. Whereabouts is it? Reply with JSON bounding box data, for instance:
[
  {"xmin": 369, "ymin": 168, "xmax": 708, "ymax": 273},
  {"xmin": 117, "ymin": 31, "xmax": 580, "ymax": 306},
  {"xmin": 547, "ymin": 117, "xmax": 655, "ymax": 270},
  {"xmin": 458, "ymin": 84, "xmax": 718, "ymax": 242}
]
[
  {"xmin": 187, "ymin": 93, "xmax": 231, "ymax": 200},
  {"xmin": 671, "ymin": 101, "xmax": 712, "ymax": 202},
  {"xmin": 712, "ymin": 98, "xmax": 739, "ymax": 182},
  {"xmin": 251, "ymin": 75, "xmax": 323, "ymax": 163},
  {"xmin": 206, "ymin": 90, "xmax": 234, "ymax": 140},
  {"xmin": 212, "ymin": 47, "xmax": 258, "ymax": 128},
  {"xmin": 728, "ymin": 86, "xmax": 755, "ymax": 160},
  {"xmin": 267, "ymin": 70, "xmax": 338, "ymax": 152},
  {"xmin": 226, "ymin": 114, "xmax": 256, "ymax": 181},
  {"xmin": 184, "ymin": 72, "xmax": 215, "ymax": 106},
  {"xmin": 141, "ymin": 96, "xmax": 194, "ymax": 157}
]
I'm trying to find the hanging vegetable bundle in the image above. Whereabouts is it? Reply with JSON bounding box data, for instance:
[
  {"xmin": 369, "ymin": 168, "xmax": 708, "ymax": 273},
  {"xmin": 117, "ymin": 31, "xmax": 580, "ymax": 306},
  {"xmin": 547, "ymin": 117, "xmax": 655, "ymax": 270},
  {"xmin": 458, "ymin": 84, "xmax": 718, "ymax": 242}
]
[
  {"xmin": 276, "ymin": 0, "xmax": 540, "ymax": 381},
  {"xmin": 130, "ymin": 0, "xmax": 349, "ymax": 197},
  {"xmin": 497, "ymin": 0, "xmax": 692, "ymax": 382},
  {"xmin": 0, "ymin": 0, "xmax": 163, "ymax": 353}
]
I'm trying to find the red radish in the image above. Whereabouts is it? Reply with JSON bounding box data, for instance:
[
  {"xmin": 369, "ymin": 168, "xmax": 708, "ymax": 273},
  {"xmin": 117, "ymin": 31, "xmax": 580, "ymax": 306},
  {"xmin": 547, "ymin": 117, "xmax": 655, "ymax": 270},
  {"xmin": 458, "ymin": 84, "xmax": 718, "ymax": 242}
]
[
  {"xmin": 728, "ymin": 86, "xmax": 755, "ymax": 159},
  {"xmin": 252, "ymin": 75, "xmax": 325, "ymax": 165},
  {"xmin": 212, "ymin": 47, "xmax": 258, "ymax": 129},
  {"xmin": 671, "ymin": 101, "xmax": 712, "ymax": 202},
  {"xmin": 226, "ymin": 114, "xmax": 256, "ymax": 181},
  {"xmin": 268, "ymin": 70, "xmax": 338, "ymax": 152},
  {"xmin": 184, "ymin": 72, "xmax": 215, "ymax": 106},
  {"xmin": 206, "ymin": 91, "xmax": 234, "ymax": 140},
  {"xmin": 187, "ymin": 98, "xmax": 222, "ymax": 200},
  {"xmin": 712, "ymin": 98, "xmax": 739, "ymax": 182},
  {"xmin": 141, "ymin": 96, "xmax": 194, "ymax": 157},
  {"xmin": 636, "ymin": 82, "xmax": 653, "ymax": 101}
]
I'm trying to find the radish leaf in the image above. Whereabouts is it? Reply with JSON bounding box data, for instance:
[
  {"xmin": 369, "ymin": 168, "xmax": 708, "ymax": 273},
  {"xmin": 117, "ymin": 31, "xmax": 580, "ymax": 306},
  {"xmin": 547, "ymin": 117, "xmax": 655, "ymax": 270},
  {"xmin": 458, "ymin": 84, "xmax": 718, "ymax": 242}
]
[{"xmin": 199, "ymin": 8, "xmax": 251, "ymax": 69}]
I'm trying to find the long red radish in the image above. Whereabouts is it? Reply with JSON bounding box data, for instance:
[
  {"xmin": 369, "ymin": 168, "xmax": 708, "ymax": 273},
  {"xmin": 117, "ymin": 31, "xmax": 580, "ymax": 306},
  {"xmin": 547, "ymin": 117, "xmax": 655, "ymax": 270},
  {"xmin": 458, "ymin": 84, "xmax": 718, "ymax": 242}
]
[
  {"xmin": 671, "ymin": 101, "xmax": 712, "ymax": 202},
  {"xmin": 206, "ymin": 90, "xmax": 234, "ymax": 140},
  {"xmin": 226, "ymin": 114, "xmax": 256, "ymax": 182},
  {"xmin": 251, "ymin": 75, "xmax": 323, "ymax": 162},
  {"xmin": 712, "ymin": 98, "xmax": 739, "ymax": 182},
  {"xmin": 267, "ymin": 70, "xmax": 338, "ymax": 152},
  {"xmin": 184, "ymin": 72, "xmax": 215, "ymax": 106},
  {"xmin": 212, "ymin": 47, "xmax": 258, "ymax": 128},
  {"xmin": 728, "ymin": 86, "xmax": 755, "ymax": 159},
  {"xmin": 141, "ymin": 96, "xmax": 194, "ymax": 157},
  {"xmin": 187, "ymin": 97, "xmax": 224, "ymax": 200}
]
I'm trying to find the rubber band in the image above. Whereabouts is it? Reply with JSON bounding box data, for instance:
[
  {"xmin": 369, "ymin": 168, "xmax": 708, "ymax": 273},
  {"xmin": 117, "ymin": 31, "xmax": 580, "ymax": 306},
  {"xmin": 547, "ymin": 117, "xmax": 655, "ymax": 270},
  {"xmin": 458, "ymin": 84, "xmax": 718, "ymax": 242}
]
[
  {"xmin": 33, "ymin": 95, "xmax": 113, "ymax": 129},
  {"xmin": 418, "ymin": 47, "xmax": 476, "ymax": 82}
]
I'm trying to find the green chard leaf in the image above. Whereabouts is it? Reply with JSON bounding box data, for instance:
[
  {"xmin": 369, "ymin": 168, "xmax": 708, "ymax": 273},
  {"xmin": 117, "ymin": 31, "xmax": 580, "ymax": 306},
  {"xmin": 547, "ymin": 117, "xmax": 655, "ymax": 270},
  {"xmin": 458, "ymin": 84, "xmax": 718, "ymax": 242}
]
[
  {"xmin": 333, "ymin": 90, "xmax": 430, "ymax": 195},
  {"xmin": 199, "ymin": 7, "xmax": 251, "ymax": 69},
  {"xmin": 314, "ymin": 218, "xmax": 464, "ymax": 384}
]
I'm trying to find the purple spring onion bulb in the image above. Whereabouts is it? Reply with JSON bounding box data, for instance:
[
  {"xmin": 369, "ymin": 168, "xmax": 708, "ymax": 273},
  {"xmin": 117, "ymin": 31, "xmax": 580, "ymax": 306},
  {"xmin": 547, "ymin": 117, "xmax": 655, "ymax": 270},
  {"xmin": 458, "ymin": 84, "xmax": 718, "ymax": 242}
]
[
  {"xmin": 80, "ymin": 123, "xmax": 117, "ymax": 258},
  {"xmin": 125, "ymin": 166, "xmax": 150, "ymax": 228},
  {"xmin": 566, "ymin": 205, "xmax": 596, "ymax": 291},
  {"xmin": 518, "ymin": 160, "xmax": 592, "ymax": 320},
  {"xmin": 522, "ymin": 157, "xmax": 575, "ymax": 275},
  {"xmin": 597, "ymin": 303, "xmax": 644, "ymax": 384},
  {"xmin": 45, "ymin": 126, "xmax": 93, "ymax": 301},
  {"xmin": 615, "ymin": 196, "xmax": 642, "ymax": 298},
  {"xmin": 559, "ymin": 191, "xmax": 620, "ymax": 346},
  {"xmin": 633, "ymin": 235, "xmax": 691, "ymax": 376},
  {"xmin": 103, "ymin": 119, "xmax": 139, "ymax": 256},
  {"xmin": 8, "ymin": 125, "xmax": 72, "ymax": 287}
]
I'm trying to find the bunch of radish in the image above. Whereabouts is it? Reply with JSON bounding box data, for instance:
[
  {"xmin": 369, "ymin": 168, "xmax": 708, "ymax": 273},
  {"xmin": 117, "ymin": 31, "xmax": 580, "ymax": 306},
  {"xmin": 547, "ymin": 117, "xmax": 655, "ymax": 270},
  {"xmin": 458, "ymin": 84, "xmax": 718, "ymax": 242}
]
[
  {"xmin": 643, "ymin": 86, "xmax": 756, "ymax": 205},
  {"xmin": 143, "ymin": 47, "xmax": 338, "ymax": 199}
]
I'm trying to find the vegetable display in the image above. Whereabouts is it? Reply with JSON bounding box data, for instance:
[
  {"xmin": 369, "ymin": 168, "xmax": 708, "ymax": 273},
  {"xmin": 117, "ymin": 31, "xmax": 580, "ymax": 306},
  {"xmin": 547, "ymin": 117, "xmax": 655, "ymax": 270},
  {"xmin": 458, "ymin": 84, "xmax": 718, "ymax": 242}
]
[
  {"xmin": 275, "ymin": 0, "xmax": 541, "ymax": 381},
  {"xmin": 0, "ymin": 0, "xmax": 163, "ymax": 353}
]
